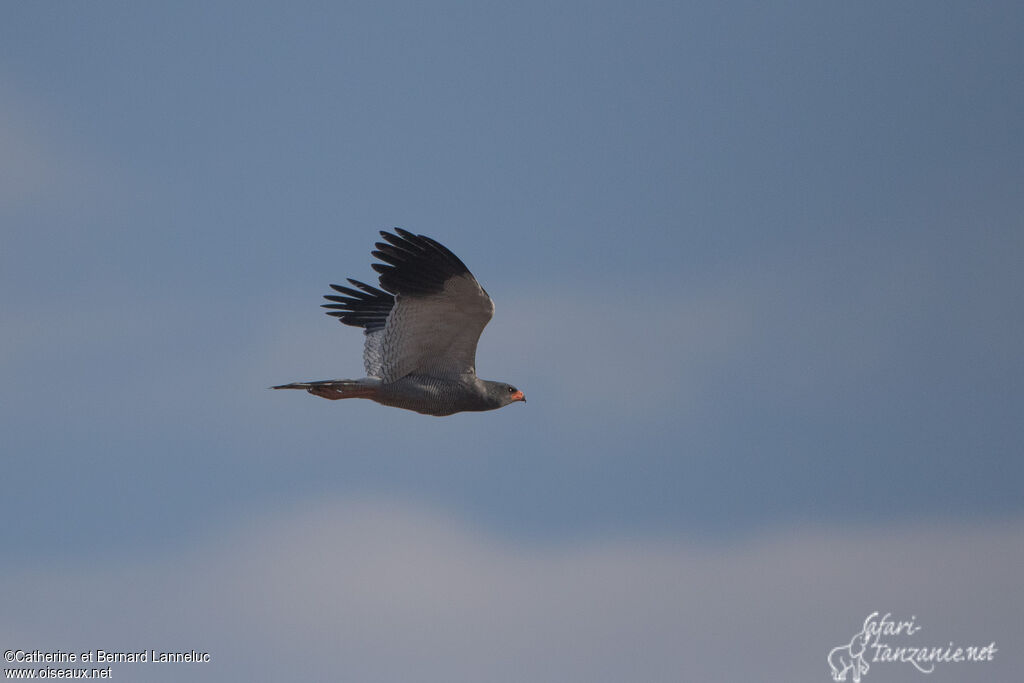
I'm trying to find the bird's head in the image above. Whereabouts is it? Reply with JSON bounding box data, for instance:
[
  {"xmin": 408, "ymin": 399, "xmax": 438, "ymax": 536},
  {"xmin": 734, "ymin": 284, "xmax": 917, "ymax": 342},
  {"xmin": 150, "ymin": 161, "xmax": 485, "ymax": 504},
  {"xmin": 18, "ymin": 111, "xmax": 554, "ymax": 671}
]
[{"xmin": 484, "ymin": 381, "xmax": 526, "ymax": 408}]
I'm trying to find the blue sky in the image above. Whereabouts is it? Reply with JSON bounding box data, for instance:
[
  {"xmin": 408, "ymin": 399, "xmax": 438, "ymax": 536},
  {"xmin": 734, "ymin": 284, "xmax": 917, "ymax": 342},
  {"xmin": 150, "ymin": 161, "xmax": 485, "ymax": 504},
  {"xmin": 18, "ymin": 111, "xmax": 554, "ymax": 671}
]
[{"xmin": 2, "ymin": 2, "xmax": 1022, "ymax": 681}]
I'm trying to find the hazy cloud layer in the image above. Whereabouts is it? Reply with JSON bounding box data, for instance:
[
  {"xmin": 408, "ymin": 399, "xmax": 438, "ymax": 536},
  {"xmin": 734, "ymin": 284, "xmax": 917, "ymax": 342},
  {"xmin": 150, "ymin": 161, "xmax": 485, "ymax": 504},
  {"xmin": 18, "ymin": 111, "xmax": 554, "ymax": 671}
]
[{"xmin": 2, "ymin": 499, "xmax": 1019, "ymax": 682}]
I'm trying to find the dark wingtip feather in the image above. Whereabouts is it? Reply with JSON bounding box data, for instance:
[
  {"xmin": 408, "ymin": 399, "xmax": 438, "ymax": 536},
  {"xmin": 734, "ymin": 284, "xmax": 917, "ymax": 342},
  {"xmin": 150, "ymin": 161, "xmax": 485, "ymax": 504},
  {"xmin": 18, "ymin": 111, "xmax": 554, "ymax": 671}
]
[
  {"xmin": 322, "ymin": 276, "xmax": 394, "ymax": 332},
  {"xmin": 319, "ymin": 230, "xmax": 474, "ymax": 330},
  {"xmin": 373, "ymin": 229, "xmax": 472, "ymax": 296}
]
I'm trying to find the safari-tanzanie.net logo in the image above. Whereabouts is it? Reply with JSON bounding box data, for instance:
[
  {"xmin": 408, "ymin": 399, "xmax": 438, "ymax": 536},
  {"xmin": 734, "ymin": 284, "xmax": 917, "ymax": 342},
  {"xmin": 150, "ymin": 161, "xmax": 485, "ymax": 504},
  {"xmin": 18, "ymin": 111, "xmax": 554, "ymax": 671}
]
[{"xmin": 827, "ymin": 612, "xmax": 997, "ymax": 681}]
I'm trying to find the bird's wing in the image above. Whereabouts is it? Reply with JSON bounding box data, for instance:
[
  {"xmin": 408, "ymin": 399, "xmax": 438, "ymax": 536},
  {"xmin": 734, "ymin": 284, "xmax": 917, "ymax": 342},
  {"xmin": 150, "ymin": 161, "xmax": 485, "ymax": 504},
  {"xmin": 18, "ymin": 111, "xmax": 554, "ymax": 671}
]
[
  {"xmin": 321, "ymin": 229, "xmax": 494, "ymax": 382},
  {"xmin": 321, "ymin": 278, "xmax": 392, "ymax": 376}
]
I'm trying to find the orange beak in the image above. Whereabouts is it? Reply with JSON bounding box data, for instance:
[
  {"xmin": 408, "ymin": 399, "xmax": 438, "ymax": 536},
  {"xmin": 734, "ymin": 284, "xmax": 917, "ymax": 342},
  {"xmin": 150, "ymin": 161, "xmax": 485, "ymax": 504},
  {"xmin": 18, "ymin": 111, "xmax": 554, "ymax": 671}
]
[{"xmin": 511, "ymin": 390, "xmax": 526, "ymax": 403}]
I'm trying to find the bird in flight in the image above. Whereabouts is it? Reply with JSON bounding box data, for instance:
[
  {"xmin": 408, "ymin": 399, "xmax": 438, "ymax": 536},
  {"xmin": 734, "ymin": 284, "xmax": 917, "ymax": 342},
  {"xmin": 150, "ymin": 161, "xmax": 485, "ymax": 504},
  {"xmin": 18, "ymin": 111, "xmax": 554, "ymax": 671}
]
[{"xmin": 273, "ymin": 228, "xmax": 525, "ymax": 416}]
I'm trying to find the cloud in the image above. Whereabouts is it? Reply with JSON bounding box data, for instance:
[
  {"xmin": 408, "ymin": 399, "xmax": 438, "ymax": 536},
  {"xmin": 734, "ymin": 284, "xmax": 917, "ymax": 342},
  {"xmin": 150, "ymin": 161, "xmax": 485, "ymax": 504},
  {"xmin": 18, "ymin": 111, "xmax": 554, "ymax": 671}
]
[
  {"xmin": 0, "ymin": 82, "xmax": 116, "ymax": 216},
  {"xmin": 480, "ymin": 278, "xmax": 755, "ymax": 421},
  {"xmin": 0, "ymin": 87, "xmax": 56, "ymax": 209},
  {"xmin": 2, "ymin": 499, "xmax": 1020, "ymax": 682}
]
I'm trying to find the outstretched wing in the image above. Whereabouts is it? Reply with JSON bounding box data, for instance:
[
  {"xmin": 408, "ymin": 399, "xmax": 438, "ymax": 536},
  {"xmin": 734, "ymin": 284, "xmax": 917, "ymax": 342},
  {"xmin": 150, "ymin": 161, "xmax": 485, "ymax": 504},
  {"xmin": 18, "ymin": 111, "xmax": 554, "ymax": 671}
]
[
  {"xmin": 321, "ymin": 278, "xmax": 393, "ymax": 376},
  {"xmin": 322, "ymin": 228, "xmax": 494, "ymax": 382}
]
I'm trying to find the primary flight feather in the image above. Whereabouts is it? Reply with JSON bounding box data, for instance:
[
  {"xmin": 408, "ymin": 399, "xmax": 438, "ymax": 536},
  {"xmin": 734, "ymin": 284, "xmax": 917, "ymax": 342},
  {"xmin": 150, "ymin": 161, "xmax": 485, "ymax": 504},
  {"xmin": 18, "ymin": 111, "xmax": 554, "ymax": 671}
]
[{"xmin": 273, "ymin": 228, "xmax": 525, "ymax": 416}]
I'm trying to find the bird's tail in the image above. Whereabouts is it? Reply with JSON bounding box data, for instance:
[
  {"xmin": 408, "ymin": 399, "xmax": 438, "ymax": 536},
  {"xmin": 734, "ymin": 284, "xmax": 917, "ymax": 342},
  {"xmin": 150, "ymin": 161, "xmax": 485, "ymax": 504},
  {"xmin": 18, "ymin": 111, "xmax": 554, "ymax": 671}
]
[{"xmin": 270, "ymin": 378, "xmax": 381, "ymax": 401}]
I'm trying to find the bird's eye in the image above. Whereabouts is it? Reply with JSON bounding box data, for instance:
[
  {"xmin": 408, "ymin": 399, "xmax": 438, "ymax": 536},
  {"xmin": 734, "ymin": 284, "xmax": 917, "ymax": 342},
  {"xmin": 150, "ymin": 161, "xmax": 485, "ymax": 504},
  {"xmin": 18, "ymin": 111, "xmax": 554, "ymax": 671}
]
[{"xmin": 508, "ymin": 386, "xmax": 516, "ymax": 393}]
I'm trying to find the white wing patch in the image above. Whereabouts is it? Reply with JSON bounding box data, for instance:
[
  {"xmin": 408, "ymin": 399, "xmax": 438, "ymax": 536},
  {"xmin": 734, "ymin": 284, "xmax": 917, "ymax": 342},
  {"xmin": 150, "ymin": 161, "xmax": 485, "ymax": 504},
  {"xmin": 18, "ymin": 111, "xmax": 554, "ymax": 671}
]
[{"xmin": 362, "ymin": 328, "xmax": 386, "ymax": 377}]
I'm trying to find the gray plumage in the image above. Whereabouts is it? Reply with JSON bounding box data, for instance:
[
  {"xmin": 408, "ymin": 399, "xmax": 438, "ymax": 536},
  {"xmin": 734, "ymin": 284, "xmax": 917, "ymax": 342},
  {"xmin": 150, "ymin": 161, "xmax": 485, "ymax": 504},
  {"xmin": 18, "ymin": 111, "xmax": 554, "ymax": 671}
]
[{"xmin": 273, "ymin": 229, "xmax": 525, "ymax": 416}]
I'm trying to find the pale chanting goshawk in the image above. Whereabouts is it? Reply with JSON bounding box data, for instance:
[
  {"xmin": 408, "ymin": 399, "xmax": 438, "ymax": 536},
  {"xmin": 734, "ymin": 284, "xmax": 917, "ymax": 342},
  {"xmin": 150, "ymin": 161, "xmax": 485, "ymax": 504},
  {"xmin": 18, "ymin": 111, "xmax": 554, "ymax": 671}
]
[{"xmin": 273, "ymin": 229, "xmax": 525, "ymax": 416}]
